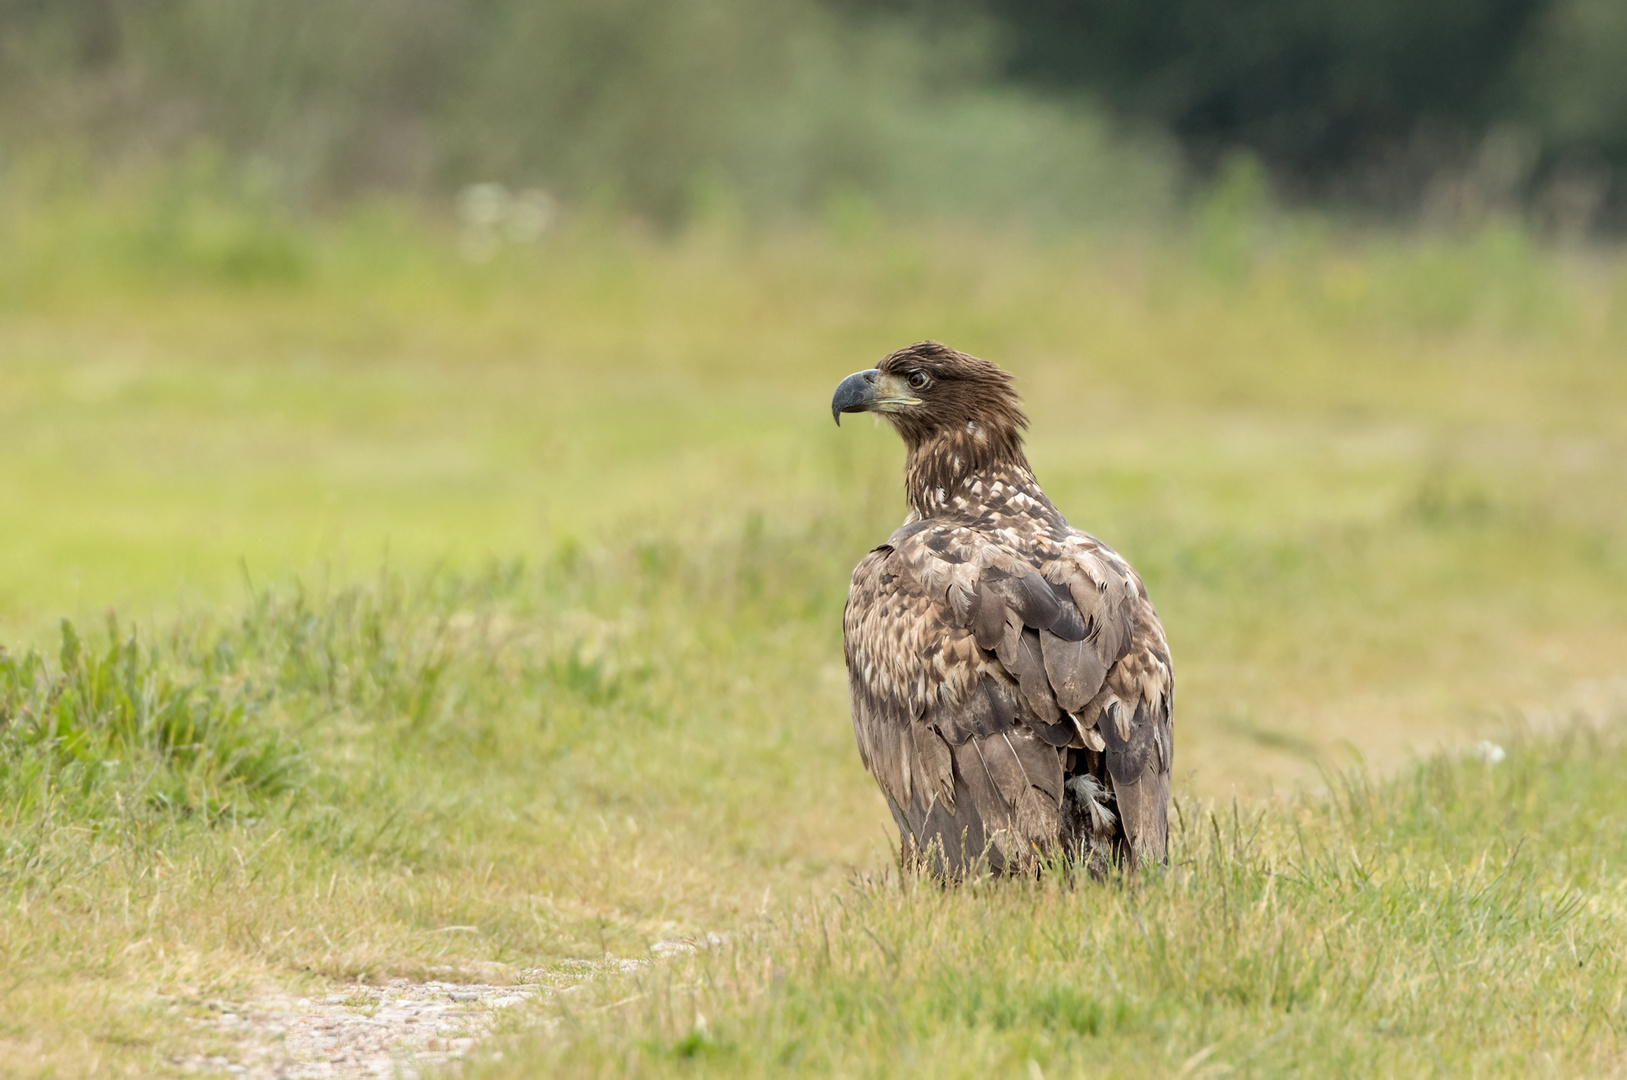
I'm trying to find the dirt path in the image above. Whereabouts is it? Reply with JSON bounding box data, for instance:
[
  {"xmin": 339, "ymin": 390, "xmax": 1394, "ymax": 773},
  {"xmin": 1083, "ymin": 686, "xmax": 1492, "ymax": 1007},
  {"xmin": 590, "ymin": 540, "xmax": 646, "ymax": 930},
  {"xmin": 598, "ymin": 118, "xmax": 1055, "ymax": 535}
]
[{"xmin": 170, "ymin": 949, "xmax": 688, "ymax": 1078}]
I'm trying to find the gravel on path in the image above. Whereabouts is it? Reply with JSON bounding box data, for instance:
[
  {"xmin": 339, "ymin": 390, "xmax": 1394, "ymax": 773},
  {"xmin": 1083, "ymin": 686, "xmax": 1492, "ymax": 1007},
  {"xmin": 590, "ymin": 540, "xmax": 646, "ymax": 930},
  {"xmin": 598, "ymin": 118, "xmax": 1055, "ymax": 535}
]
[{"xmin": 169, "ymin": 949, "xmax": 684, "ymax": 1079}]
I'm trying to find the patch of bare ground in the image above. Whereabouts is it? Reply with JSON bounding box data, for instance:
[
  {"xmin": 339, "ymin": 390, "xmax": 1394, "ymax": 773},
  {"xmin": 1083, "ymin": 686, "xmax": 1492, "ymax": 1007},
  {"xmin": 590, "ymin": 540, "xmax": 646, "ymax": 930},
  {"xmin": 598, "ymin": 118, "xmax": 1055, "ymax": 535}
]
[{"xmin": 166, "ymin": 947, "xmax": 696, "ymax": 1079}]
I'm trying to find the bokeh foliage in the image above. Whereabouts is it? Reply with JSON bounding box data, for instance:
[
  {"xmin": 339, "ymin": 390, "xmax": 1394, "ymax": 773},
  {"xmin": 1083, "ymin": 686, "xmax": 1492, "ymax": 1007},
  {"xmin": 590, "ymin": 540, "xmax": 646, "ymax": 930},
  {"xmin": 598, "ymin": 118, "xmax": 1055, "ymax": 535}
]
[
  {"xmin": 0, "ymin": 0, "xmax": 1173, "ymax": 226},
  {"xmin": 875, "ymin": 0, "xmax": 1627, "ymax": 220},
  {"xmin": 958, "ymin": 0, "xmax": 1543, "ymax": 173},
  {"xmin": 5, "ymin": 0, "xmax": 1627, "ymax": 223}
]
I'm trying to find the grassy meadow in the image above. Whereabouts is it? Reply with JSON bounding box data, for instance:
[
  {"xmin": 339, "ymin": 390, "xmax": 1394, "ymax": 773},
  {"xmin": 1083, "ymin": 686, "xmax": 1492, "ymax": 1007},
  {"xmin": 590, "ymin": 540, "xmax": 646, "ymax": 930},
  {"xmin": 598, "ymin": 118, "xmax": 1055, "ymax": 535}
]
[{"xmin": 3, "ymin": 176, "xmax": 1627, "ymax": 1075}]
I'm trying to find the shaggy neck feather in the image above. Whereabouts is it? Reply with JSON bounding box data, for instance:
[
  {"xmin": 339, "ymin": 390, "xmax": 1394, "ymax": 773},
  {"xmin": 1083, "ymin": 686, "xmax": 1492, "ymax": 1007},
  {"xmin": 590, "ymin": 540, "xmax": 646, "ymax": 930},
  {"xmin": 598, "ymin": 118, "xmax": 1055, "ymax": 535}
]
[{"xmin": 903, "ymin": 420, "xmax": 1035, "ymax": 518}]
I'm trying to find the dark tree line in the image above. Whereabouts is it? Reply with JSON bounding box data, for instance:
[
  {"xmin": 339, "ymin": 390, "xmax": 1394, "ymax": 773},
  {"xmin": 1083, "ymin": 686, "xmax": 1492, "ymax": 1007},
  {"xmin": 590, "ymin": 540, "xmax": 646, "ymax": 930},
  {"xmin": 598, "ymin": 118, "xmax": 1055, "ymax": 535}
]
[
  {"xmin": 867, "ymin": 0, "xmax": 1627, "ymax": 220},
  {"xmin": 979, "ymin": 0, "xmax": 1539, "ymax": 173}
]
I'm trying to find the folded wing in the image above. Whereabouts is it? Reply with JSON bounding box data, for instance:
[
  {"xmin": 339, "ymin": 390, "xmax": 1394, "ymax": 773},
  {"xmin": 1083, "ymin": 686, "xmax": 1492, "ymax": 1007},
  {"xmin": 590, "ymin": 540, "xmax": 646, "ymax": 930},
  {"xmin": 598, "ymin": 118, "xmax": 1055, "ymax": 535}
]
[{"xmin": 844, "ymin": 522, "xmax": 1173, "ymax": 874}]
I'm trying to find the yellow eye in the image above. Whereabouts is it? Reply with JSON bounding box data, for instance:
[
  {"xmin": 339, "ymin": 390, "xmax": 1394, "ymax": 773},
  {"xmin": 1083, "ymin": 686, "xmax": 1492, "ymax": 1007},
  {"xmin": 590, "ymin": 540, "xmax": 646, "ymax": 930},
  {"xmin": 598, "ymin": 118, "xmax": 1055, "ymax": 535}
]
[{"xmin": 907, "ymin": 371, "xmax": 929, "ymax": 390}]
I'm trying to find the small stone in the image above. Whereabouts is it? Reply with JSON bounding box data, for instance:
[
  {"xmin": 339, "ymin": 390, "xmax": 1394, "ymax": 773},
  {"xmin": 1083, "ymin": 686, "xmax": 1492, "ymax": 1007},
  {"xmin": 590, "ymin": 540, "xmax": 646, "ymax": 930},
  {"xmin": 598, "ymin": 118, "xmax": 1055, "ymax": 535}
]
[{"xmin": 447, "ymin": 991, "xmax": 479, "ymax": 1002}]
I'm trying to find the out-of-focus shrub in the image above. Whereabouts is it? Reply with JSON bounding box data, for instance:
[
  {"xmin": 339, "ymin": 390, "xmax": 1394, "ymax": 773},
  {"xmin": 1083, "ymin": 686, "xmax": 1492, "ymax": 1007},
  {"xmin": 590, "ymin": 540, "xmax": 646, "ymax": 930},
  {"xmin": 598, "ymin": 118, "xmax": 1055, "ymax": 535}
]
[{"xmin": 0, "ymin": 0, "xmax": 1176, "ymax": 228}]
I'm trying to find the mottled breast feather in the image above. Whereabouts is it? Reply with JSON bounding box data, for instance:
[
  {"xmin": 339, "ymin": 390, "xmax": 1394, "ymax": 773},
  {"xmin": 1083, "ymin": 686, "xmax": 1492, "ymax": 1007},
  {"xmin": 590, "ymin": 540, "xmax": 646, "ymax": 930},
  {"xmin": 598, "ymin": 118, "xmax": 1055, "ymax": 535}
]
[{"xmin": 843, "ymin": 464, "xmax": 1173, "ymax": 875}]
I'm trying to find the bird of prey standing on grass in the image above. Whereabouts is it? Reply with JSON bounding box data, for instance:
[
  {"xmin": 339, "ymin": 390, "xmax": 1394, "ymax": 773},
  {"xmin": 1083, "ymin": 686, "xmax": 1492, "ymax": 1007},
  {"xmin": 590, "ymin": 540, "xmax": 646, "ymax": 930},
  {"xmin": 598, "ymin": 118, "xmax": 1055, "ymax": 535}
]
[{"xmin": 832, "ymin": 342, "xmax": 1173, "ymax": 877}]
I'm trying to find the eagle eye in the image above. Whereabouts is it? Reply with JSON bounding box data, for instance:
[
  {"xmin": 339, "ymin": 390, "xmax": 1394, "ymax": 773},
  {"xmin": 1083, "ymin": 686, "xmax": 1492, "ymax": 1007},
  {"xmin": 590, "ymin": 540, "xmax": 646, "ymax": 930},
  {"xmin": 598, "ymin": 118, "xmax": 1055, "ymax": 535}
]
[{"xmin": 906, "ymin": 371, "xmax": 930, "ymax": 391}]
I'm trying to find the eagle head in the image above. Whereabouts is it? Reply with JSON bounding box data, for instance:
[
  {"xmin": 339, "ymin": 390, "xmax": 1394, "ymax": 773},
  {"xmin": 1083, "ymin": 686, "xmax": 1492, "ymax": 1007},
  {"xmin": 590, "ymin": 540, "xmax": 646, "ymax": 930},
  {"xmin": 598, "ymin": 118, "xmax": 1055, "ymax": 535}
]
[{"xmin": 831, "ymin": 341, "xmax": 1028, "ymax": 453}]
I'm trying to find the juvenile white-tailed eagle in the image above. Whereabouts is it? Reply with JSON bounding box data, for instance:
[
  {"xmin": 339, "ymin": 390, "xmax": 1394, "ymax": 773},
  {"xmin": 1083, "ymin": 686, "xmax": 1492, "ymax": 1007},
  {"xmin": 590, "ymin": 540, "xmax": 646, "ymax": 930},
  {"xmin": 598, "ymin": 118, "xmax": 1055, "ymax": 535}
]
[{"xmin": 833, "ymin": 342, "xmax": 1173, "ymax": 875}]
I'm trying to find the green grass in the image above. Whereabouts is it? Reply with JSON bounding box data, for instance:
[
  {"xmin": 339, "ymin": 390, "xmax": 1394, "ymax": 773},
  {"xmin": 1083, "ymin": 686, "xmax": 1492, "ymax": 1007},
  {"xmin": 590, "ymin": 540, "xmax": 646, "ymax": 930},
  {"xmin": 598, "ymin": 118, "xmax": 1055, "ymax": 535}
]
[
  {"xmin": 496, "ymin": 730, "xmax": 1627, "ymax": 1077},
  {"xmin": 1, "ymin": 180, "xmax": 1626, "ymax": 1074}
]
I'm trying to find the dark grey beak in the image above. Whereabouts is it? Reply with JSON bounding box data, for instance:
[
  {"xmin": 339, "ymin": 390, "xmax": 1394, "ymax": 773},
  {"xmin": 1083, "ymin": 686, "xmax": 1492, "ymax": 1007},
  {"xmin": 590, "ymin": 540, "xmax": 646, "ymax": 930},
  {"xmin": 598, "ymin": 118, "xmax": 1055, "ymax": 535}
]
[{"xmin": 831, "ymin": 369, "xmax": 879, "ymax": 425}]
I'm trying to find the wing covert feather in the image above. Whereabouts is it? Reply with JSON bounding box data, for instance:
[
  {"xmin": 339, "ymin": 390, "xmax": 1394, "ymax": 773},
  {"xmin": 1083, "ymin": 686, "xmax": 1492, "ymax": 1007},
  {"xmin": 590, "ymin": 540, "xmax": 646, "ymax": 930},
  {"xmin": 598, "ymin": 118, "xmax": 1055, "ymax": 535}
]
[{"xmin": 845, "ymin": 508, "xmax": 1173, "ymax": 873}]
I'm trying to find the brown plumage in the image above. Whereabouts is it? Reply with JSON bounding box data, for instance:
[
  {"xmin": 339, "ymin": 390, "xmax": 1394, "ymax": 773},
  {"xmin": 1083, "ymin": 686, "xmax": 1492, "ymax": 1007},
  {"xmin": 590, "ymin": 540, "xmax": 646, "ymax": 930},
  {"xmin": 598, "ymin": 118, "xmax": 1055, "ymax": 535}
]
[{"xmin": 832, "ymin": 342, "xmax": 1173, "ymax": 877}]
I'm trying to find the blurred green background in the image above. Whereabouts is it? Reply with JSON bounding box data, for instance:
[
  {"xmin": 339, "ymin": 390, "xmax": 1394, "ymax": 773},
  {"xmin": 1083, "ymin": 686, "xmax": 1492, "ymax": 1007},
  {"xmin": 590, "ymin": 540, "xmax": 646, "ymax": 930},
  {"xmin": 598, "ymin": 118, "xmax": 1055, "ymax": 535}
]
[{"xmin": 5, "ymin": 0, "xmax": 1626, "ymax": 225}]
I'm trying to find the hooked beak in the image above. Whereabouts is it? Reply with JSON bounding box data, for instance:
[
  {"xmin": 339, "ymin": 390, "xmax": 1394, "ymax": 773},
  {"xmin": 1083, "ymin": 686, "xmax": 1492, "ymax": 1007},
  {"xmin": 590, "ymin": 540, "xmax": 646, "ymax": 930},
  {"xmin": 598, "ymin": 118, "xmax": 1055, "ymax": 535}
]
[
  {"xmin": 831, "ymin": 369, "xmax": 919, "ymax": 425},
  {"xmin": 831, "ymin": 369, "xmax": 877, "ymax": 425}
]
